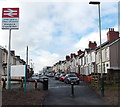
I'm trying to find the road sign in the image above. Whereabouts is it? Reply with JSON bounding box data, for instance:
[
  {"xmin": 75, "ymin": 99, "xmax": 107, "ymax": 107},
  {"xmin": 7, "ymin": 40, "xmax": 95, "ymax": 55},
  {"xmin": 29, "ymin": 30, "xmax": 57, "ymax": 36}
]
[
  {"xmin": 2, "ymin": 8, "xmax": 19, "ymax": 29},
  {"xmin": 11, "ymin": 65, "xmax": 25, "ymax": 77}
]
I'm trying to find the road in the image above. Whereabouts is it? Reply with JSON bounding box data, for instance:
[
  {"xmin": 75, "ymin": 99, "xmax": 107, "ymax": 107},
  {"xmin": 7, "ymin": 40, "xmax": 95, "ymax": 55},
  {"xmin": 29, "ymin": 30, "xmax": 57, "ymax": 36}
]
[{"xmin": 43, "ymin": 77, "xmax": 109, "ymax": 106}]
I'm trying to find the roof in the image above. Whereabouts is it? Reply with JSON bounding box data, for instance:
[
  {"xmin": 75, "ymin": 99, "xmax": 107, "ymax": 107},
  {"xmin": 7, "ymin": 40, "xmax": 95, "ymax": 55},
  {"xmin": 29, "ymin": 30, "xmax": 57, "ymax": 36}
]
[
  {"xmin": 95, "ymin": 37, "xmax": 120, "ymax": 51},
  {"xmin": 84, "ymin": 48, "xmax": 91, "ymax": 53},
  {"xmin": 95, "ymin": 41, "xmax": 109, "ymax": 50},
  {"xmin": 78, "ymin": 53, "xmax": 84, "ymax": 58},
  {"xmin": 0, "ymin": 45, "xmax": 4, "ymax": 49},
  {"xmin": 0, "ymin": 46, "xmax": 8, "ymax": 53}
]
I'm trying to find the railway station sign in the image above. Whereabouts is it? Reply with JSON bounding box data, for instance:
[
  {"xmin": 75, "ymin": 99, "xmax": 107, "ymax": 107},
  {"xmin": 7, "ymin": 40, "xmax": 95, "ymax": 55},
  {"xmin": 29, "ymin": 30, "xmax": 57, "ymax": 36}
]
[{"xmin": 2, "ymin": 8, "xmax": 19, "ymax": 29}]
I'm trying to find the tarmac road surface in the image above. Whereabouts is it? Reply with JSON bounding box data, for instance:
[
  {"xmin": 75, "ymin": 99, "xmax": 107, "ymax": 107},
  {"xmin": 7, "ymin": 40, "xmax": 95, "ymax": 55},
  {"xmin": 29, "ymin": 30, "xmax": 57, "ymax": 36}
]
[{"xmin": 42, "ymin": 77, "xmax": 109, "ymax": 106}]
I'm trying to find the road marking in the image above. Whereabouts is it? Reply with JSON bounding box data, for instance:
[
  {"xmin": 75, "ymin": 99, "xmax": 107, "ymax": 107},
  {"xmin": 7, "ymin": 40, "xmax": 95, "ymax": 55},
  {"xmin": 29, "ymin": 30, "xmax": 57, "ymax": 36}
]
[
  {"xmin": 49, "ymin": 85, "xmax": 84, "ymax": 89},
  {"xmin": 49, "ymin": 86, "xmax": 70, "ymax": 89}
]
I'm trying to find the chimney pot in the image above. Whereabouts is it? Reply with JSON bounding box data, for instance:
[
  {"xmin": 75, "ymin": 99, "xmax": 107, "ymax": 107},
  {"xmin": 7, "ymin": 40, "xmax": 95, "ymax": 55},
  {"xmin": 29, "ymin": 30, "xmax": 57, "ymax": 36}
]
[
  {"xmin": 66, "ymin": 55, "xmax": 70, "ymax": 61},
  {"xmin": 77, "ymin": 50, "xmax": 84, "ymax": 55}
]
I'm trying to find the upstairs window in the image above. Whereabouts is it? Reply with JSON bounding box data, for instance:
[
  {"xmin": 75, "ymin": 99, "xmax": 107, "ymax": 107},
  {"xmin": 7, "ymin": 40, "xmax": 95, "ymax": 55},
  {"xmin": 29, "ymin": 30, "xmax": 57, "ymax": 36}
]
[{"xmin": 105, "ymin": 48, "xmax": 109, "ymax": 60}]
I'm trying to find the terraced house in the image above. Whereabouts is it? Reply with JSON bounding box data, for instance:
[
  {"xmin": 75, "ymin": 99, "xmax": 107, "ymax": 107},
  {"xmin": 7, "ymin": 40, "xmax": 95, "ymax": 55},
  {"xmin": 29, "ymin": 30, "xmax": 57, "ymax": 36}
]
[
  {"xmin": 96, "ymin": 28, "xmax": 120, "ymax": 74},
  {"xmin": 0, "ymin": 46, "xmax": 7, "ymax": 77},
  {"xmin": 83, "ymin": 41, "xmax": 97, "ymax": 75},
  {"xmin": 0, "ymin": 46, "xmax": 34, "ymax": 79},
  {"xmin": 52, "ymin": 28, "xmax": 120, "ymax": 77}
]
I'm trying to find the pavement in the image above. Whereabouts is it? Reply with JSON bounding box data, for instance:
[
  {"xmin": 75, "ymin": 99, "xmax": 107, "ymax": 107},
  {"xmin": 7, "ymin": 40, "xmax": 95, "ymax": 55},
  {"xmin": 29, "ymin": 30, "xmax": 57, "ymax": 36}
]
[{"xmin": 42, "ymin": 78, "xmax": 109, "ymax": 106}]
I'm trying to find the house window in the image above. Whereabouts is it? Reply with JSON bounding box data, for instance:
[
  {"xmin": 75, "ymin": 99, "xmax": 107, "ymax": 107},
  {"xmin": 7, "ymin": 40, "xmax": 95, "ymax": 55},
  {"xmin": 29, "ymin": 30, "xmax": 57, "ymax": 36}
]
[
  {"xmin": 99, "ymin": 65, "xmax": 101, "ymax": 73},
  {"xmin": 84, "ymin": 57, "xmax": 86, "ymax": 64},
  {"xmin": 90, "ymin": 54, "xmax": 92, "ymax": 62},
  {"xmin": 97, "ymin": 65, "xmax": 99, "ymax": 73},
  {"xmin": 105, "ymin": 48, "xmax": 109, "ymax": 60},
  {"xmin": 86, "ymin": 56, "xmax": 88, "ymax": 64},
  {"xmin": 103, "ymin": 63, "xmax": 105, "ymax": 73},
  {"xmin": 81, "ymin": 58, "xmax": 83, "ymax": 65},
  {"xmin": 99, "ymin": 52, "xmax": 101, "ymax": 62},
  {"xmin": 106, "ymin": 64, "xmax": 108, "ymax": 67}
]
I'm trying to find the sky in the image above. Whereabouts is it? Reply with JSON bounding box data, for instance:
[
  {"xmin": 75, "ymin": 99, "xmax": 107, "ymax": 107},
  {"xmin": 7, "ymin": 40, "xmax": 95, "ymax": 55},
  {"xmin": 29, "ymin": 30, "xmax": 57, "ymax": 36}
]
[{"xmin": 0, "ymin": 0, "xmax": 119, "ymax": 73}]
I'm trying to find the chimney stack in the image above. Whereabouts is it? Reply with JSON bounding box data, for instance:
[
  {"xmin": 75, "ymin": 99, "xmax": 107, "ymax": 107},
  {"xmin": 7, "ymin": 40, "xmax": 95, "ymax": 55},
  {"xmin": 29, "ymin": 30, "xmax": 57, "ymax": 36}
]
[
  {"xmin": 70, "ymin": 53, "xmax": 76, "ymax": 59},
  {"xmin": 88, "ymin": 41, "xmax": 97, "ymax": 49},
  {"xmin": 16, "ymin": 56, "xmax": 20, "ymax": 59},
  {"xmin": 66, "ymin": 55, "xmax": 70, "ymax": 61},
  {"xmin": 59, "ymin": 61, "xmax": 62, "ymax": 64},
  {"xmin": 107, "ymin": 28, "xmax": 119, "ymax": 42},
  {"xmin": 10, "ymin": 50, "xmax": 15, "ymax": 56},
  {"xmin": 77, "ymin": 50, "xmax": 84, "ymax": 55}
]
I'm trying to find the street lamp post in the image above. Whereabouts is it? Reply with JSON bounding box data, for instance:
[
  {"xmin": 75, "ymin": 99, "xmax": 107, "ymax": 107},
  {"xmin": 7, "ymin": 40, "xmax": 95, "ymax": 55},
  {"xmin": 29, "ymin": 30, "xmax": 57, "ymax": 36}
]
[{"xmin": 89, "ymin": 1, "xmax": 104, "ymax": 97}]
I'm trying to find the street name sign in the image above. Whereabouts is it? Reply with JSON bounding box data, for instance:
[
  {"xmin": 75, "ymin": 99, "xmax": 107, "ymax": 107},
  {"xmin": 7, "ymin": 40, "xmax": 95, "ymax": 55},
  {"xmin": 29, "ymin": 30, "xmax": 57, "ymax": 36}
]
[{"xmin": 2, "ymin": 8, "xmax": 19, "ymax": 29}]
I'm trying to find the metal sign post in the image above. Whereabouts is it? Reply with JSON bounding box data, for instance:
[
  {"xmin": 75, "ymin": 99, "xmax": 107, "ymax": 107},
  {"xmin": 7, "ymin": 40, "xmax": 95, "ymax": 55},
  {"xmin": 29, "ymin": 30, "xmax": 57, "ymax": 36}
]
[
  {"xmin": 24, "ymin": 64, "xmax": 27, "ymax": 92},
  {"xmin": 2, "ymin": 8, "xmax": 19, "ymax": 89},
  {"xmin": 6, "ymin": 29, "xmax": 11, "ymax": 89},
  {"xmin": 24, "ymin": 46, "xmax": 28, "ymax": 92}
]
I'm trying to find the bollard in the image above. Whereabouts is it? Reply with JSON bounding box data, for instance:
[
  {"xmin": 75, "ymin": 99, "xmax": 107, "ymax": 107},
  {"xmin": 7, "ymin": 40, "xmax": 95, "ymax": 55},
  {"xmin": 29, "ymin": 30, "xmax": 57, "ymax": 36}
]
[
  {"xmin": 34, "ymin": 80, "xmax": 37, "ymax": 89},
  {"xmin": 71, "ymin": 82, "xmax": 74, "ymax": 96},
  {"xmin": 21, "ymin": 79, "xmax": 24, "ymax": 88},
  {"xmin": 2, "ymin": 78, "xmax": 6, "ymax": 89},
  {"xmin": 43, "ymin": 78, "xmax": 48, "ymax": 90}
]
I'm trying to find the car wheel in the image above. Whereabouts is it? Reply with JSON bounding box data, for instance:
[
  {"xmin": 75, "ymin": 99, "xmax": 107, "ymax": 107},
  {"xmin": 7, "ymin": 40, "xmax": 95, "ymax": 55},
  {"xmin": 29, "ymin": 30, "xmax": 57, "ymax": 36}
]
[
  {"xmin": 64, "ymin": 80, "xmax": 67, "ymax": 84},
  {"xmin": 66, "ymin": 80, "xmax": 69, "ymax": 84}
]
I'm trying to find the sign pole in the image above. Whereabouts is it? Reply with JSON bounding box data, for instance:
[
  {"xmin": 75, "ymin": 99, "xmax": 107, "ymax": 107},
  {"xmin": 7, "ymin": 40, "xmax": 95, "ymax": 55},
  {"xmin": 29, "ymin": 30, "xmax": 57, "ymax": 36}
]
[
  {"xmin": 24, "ymin": 64, "xmax": 27, "ymax": 92},
  {"xmin": 7, "ymin": 29, "xmax": 11, "ymax": 89},
  {"xmin": 2, "ymin": 8, "xmax": 19, "ymax": 89},
  {"xmin": 24, "ymin": 46, "xmax": 28, "ymax": 92}
]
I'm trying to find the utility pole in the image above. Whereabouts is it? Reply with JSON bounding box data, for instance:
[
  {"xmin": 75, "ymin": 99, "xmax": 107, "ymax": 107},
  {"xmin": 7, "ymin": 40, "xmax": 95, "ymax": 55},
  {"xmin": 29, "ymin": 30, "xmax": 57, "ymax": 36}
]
[{"xmin": 26, "ymin": 46, "xmax": 28, "ymax": 65}]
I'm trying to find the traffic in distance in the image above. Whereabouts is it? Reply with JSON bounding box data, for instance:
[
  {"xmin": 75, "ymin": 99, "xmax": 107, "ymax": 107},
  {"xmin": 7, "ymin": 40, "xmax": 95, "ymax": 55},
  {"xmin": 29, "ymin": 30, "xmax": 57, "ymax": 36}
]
[{"xmin": 31, "ymin": 72, "xmax": 80, "ymax": 85}]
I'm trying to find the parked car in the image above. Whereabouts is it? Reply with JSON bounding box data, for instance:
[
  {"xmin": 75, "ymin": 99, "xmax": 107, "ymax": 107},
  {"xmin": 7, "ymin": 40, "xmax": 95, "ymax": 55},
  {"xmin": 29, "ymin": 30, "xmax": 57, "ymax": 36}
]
[
  {"xmin": 64, "ymin": 74, "xmax": 79, "ymax": 84},
  {"xmin": 46, "ymin": 73, "xmax": 54, "ymax": 77},
  {"xmin": 31, "ymin": 74, "xmax": 39, "ymax": 80},
  {"xmin": 59, "ymin": 73, "xmax": 66, "ymax": 82},
  {"xmin": 55, "ymin": 73, "xmax": 61, "ymax": 80}
]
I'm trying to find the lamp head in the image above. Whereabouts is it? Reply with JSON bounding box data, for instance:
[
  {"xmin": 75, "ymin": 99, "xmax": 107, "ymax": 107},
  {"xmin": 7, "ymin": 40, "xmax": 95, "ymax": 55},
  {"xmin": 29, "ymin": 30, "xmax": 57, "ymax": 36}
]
[{"xmin": 89, "ymin": 1, "xmax": 100, "ymax": 5}]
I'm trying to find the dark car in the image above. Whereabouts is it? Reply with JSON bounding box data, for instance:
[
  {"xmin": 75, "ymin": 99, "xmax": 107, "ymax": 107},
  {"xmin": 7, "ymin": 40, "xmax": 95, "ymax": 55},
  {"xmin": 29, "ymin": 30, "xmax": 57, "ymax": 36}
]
[
  {"xmin": 64, "ymin": 74, "xmax": 79, "ymax": 84},
  {"xmin": 55, "ymin": 73, "xmax": 61, "ymax": 80}
]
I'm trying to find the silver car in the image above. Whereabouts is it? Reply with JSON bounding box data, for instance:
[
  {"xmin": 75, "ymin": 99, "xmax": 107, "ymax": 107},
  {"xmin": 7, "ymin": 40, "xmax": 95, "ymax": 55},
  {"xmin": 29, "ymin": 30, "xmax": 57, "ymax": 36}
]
[
  {"xmin": 31, "ymin": 74, "xmax": 39, "ymax": 80},
  {"xmin": 64, "ymin": 74, "xmax": 79, "ymax": 84}
]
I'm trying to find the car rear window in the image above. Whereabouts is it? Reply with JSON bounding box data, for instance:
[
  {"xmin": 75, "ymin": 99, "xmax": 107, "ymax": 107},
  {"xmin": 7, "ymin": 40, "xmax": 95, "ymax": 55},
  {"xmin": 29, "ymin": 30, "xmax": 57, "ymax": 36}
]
[
  {"xmin": 56, "ymin": 74, "xmax": 60, "ymax": 76},
  {"xmin": 68, "ymin": 74, "xmax": 76, "ymax": 77}
]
